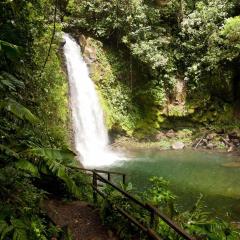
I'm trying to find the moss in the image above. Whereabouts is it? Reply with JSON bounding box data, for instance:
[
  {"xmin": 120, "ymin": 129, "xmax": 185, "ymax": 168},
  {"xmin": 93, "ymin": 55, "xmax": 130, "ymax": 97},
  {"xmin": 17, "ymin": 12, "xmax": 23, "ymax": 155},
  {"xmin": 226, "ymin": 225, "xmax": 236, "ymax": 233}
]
[
  {"xmin": 32, "ymin": 34, "xmax": 70, "ymax": 147},
  {"xmin": 82, "ymin": 37, "xmax": 240, "ymax": 140},
  {"xmin": 88, "ymin": 39, "xmax": 143, "ymax": 136}
]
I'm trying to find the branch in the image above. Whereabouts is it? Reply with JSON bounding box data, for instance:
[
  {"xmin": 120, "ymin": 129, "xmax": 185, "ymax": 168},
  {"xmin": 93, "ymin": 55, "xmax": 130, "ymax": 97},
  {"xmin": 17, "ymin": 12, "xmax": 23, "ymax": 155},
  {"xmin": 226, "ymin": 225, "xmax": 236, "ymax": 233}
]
[{"xmin": 39, "ymin": 0, "xmax": 58, "ymax": 78}]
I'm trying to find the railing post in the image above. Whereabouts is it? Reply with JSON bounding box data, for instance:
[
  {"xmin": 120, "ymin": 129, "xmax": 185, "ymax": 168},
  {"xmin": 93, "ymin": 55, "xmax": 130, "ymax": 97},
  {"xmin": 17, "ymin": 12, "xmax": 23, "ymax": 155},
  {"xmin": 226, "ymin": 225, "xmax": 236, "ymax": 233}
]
[
  {"xmin": 146, "ymin": 204, "xmax": 157, "ymax": 229},
  {"xmin": 150, "ymin": 209, "xmax": 156, "ymax": 229},
  {"xmin": 92, "ymin": 170, "xmax": 98, "ymax": 204},
  {"xmin": 107, "ymin": 172, "xmax": 111, "ymax": 181},
  {"xmin": 123, "ymin": 174, "xmax": 126, "ymax": 185}
]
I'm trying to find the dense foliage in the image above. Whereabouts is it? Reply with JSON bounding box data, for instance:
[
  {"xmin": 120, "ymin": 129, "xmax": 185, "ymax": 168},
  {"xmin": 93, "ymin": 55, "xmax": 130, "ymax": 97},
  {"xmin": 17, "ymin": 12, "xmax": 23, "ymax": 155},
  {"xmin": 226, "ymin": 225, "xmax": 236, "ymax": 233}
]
[
  {"xmin": 66, "ymin": 0, "xmax": 240, "ymax": 136},
  {"xmin": 100, "ymin": 177, "xmax": 240, "ymax": 240},
  {"xmin": 1, "ymin": 0, "xmax": 240, "ymax": 239},
  {"xmin": 0, "ymin": 1, "xmax": 83, "ymax": 238}
]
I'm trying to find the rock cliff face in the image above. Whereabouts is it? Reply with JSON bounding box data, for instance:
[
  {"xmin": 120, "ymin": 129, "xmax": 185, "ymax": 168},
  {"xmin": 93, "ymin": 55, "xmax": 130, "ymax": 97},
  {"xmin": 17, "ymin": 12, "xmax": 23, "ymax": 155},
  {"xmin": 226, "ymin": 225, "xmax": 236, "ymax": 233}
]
[{"xmin": 78, "ymin": 34, "xmax": 97, "ymax": 74}]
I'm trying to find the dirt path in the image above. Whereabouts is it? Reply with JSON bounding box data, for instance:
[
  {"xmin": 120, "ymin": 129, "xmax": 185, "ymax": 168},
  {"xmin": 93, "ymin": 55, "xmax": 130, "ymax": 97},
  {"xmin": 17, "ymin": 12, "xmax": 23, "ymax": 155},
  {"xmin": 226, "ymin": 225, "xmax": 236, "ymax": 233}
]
[{"xmin": 43, "ymin": 200, "xmax": 117, "ymax": 240}]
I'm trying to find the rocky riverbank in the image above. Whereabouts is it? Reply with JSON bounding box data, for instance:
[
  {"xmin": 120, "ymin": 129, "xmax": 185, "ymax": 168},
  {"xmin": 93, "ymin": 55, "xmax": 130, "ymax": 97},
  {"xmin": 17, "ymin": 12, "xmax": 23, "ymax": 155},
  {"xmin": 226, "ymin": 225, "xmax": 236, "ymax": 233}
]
[{"xmin": 112, "ymin": 128, "xmax": 240, "ymax": 153}]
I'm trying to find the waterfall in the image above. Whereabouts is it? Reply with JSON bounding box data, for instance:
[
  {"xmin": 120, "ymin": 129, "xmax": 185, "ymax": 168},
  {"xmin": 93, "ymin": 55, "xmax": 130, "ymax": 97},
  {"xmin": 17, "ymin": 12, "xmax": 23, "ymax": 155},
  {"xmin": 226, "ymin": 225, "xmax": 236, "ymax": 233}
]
[{"xmin": 63, "ymin": 33, "xmax": 119, "ymax": 167}]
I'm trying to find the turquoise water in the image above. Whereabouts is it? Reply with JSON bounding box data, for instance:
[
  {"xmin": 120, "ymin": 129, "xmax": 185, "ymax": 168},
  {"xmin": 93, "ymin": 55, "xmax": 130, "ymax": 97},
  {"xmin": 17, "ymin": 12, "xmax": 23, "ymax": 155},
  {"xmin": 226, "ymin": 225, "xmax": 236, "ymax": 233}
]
[{"xmin": 107, "ymin": 150, "xmax": 240, "ymax": 221}]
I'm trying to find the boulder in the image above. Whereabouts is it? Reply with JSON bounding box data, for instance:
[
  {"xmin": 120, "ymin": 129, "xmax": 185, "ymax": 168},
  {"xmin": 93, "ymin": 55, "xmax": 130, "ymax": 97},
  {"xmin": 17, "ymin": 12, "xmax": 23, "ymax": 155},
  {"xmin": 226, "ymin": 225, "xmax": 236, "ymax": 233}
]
[
  {"xmin": 227, "ymin": 145, "xmax": 235, "ymax": 152},
  {"xmin": 79, "ymin": 34, "xmax": 87, "ymax": 50},
  {"xmin": 232, "ymin": 139, "xmax": 240, "ymax": 145},
  {"xmin": 171, "ymin": 141, "xmax": 185, "ymax": 150},
  {"xmin": 166, "ymin": 129, "xmax": 175, "ymax": 138},
  {"xmin": 202, "ymin": 139, "xmax": 208, "ymax": 145},
  {"xmin": 206, "ymin": 133, "xmax": 217, "ymax": 140},
  {"xmin": 206, "ymin": 143, "xmax": 214, "ymax": 149},
  {"xmin": 155, "ymin": 132, "xmax": 166, "ymax": 141},
  {"xmin": 84, "ymin": 46, "xmax": 96, "ymax": 63}
]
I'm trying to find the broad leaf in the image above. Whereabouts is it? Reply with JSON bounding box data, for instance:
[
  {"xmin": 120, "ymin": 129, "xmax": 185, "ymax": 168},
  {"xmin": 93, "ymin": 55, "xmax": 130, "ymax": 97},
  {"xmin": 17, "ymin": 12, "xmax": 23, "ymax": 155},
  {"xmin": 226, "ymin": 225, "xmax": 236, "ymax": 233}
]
[{"xmin": 28, "ymin": 148, "xmax": 77, "ymax": 164}]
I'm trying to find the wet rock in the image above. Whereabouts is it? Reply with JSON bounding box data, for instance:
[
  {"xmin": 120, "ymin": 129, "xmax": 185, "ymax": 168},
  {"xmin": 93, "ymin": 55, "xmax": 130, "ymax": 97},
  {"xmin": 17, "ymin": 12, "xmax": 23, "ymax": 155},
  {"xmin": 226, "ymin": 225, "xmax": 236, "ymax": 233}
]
[
  {"xmin": 166, "ymin": 129, "xmax": 175, "ymax": 138},
  {"xmin": 59, "ymin": 39, "xmax": 66, "ymax": 48},
  {"xmin": 206, "ymin": 133, "xmax": 217, "ymax": 140},
  {"xmin": 232, "ymin": 139, "xmax": 240, "ymax": 145},
  {"xmin": 79, "ymin": 34, "xmax": 88, "ymax": 50},
  {"xmin": 78, "ymin": 34, "xmax": 97, "ymax": 66},
  {"xmin": 227, "ymin": 145, "xmax": 235, "ymax": 152},
  {"xmin": 155, "ymin": 132, "xmax": 166, "ymax": 141},
  {"xmin": 202, "ymin": 139, "xmax": 208, "ymax": 145},
  {"xmin": 229, "ymin": 131, "xmax": 238, "ymax": 138},
  {"xmin": 172, "ymin": 141, "xmax": 185, "ymax": 150},
  {"xmin": 206, "ymin": 143, "xmax": 214, "ymax": 149}
]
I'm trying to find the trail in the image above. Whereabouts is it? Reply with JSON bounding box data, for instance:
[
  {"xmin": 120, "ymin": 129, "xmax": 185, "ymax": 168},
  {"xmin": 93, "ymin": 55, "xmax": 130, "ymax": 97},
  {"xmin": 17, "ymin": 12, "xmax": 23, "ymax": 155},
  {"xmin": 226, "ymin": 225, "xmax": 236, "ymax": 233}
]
[{"xmin": 44, "ymin": 200, "xmax": 117, "ymax": 240}]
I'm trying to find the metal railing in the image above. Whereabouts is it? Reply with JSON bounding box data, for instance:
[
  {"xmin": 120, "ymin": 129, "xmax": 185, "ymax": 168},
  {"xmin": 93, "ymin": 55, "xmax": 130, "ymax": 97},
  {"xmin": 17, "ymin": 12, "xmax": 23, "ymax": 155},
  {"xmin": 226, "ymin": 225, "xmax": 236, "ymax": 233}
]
[{"xmin": 69, "ymin": 166, "xmax": 195, "ymax": 240}]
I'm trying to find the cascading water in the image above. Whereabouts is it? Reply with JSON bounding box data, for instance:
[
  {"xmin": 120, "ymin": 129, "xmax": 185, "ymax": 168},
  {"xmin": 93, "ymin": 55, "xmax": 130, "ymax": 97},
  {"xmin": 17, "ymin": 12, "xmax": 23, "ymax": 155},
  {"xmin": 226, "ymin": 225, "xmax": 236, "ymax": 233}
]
[{"xmin": 63, "ymin": 33, "xmax": 119, "ymax": 167}]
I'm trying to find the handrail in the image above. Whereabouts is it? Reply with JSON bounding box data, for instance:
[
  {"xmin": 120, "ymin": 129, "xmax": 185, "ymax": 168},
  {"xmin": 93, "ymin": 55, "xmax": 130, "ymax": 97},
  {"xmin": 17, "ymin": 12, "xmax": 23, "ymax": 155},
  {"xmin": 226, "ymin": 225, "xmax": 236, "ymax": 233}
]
[
  {"xmin": 94, "ymin": 171, "xmax": 194, "ymax": 240},
  {"xmin": 68, "ymin": 165, "xmax": 126, "ymax": 184},
  {"xmin": 69, "ymin": 166, "xmax": 195, "ymax": 240},
  {"xmin": 95, "ymin": 172, "xmax": 146, "ymax": 208},
  {"xmin": 146, "ymin": 204, "xmax": 194, "ymax": 240}
]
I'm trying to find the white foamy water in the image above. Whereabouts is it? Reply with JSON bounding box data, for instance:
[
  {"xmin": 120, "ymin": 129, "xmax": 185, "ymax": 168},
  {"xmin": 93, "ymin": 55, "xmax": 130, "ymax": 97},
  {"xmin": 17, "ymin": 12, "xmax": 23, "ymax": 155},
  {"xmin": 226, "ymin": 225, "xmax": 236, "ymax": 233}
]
[{"xmin": 63, "ymin": 33, "xmax": 121, "ymax": 167}]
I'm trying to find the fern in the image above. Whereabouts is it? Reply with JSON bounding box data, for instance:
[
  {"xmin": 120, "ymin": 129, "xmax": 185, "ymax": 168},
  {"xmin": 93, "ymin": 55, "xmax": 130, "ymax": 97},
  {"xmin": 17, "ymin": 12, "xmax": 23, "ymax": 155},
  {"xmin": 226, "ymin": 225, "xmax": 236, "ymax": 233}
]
[
  {"xmin": 15, "ymin": 160, "xmax": 40, "ymax": 177},
  {"xmin": 29, "ymin": 147, "xmax": 77, "ymax": 165},
  {"xmin": 11, "ymin": 219, "xmax": 28, "ymax": 240},
  {"xmin": 0, "ymin": 71, "xmax": 25, "ymax": 91},
  {"xmin": 0, "ymin": 220, "xmax": 8, "ymax": 235},
  {"xmin": 0, "ymin": 98, "xmax": 38, "ymax": 123},
  {"xmin": 0, "ymin": 40, "xmax": 22, "ymax": 61},
  {"xmin": 0, "ymin": 144, "xmax": 19, "ymax": 158},
  {"xmin": 24, "ymin": 148, "xmax": 82, "ymax": 198},
  {"xmin": 0, "ymin": 220, "xmax": 14, "ymax": 240}
]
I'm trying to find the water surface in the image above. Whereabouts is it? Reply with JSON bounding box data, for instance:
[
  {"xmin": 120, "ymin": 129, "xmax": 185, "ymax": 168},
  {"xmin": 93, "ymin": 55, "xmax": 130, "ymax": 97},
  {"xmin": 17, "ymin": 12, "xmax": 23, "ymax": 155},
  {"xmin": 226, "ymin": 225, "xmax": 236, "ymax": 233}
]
[{"xmin": 107, "ymin": 149, "xmax": 240, "ymax": 221}]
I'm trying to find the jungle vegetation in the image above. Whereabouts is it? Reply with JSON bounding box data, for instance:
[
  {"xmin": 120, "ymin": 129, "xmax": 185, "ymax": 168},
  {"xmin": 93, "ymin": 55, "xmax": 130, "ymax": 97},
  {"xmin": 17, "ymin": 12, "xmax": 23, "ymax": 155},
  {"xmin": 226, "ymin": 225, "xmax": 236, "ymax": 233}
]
[
  {"xmin": 66, "ymin": 0, "xmax": 240, "ymax": 137},
  {"xmin": 0, "ymin": 0, "xmax": 240, "ymax": 239}
]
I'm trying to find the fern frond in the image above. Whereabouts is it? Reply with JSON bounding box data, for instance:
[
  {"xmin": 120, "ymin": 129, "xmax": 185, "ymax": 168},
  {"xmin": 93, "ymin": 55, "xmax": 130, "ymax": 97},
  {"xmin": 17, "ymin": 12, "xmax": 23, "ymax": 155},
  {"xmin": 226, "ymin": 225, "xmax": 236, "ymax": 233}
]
[
  {"xmin": 0, "ymin": 98, "xmax": 38, "ymax": 123},
  {"xmin": 0, "ymin": 220, "xmax": 8, "ymax": 234},
  {"xmin": 0, "ymin": 144, "xmax": 19, "ymax": 158},
  {"xmin": 11, "ymin": 219, "xmax": 28, "ymax": 240},
  {"xmin": 55, "ymin": 165, "xmax": 82, "ymax": 198},
  {"xmin": 15, "ymin": 160, "xmax": 40, "ymax": 177},
  {"xmin": 0, "ymin": 40, "xmax": 22, "ymax": 61},
  {"xmin": 0, "ymin": 224, "xmax": 14, "ymax": 240},
  {"xmin": 25, "ymin": 147, "xmax": 81, "ymax": 198},
  {"xmin": 0, "ymin": 71, "xmax": 25, "ymax": 91},
  {"xmin": 28, "ymin": 148, "xmax": 76, "ymax": 165}
]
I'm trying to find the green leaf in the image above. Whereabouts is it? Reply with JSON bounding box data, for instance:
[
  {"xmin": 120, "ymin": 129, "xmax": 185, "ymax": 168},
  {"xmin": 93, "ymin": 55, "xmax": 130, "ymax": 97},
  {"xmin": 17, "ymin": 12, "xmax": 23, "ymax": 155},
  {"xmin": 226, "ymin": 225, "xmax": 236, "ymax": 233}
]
[
  {"xmin": 0, "ymin": 225, "xmax": 14, "ymax": 240},
  {"xmin": 11, "ymin": 219, "xmax": 28, "ymax": 240},
  {"xmin": 28, "ymin": 148, "xmax": 76, "ymax": 164},
  {"xmin": 0, "ymin": 98, "xmax": 38, "ymax": 123},
  {"xmin": 0, "ymin": 40, "xmax": 22, "ymax": 61},
  {"xmin": 15, "ymin": 160, "xmax": 40, "ymax": 177},
  {"xmin": 0, "ymin": 144, "xmax": 19, "ymax": 158},
  {"xmin": 0, "ymin": 220, "xmax": 8, "ymax": 235},
  {"xmin": 0, "ymin": 71, "xmax": 25, "ymax": 91}
]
